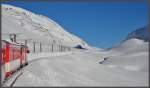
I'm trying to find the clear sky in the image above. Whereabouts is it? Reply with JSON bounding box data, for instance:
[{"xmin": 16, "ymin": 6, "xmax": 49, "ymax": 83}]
[{"xmin": 1, "ymin": 1, "xmax": 148, "ymax": 48}]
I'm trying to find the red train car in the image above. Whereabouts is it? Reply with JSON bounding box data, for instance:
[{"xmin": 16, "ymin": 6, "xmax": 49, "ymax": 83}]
[{"xmin": 1, "ymin": 40, "xmax": 29, "ymax": 82}]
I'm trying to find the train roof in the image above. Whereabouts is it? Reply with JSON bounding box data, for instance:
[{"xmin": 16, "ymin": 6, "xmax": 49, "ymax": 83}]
[{"xmin": 2, "ymin": 39, "xmax": 28, "ymax": 47}]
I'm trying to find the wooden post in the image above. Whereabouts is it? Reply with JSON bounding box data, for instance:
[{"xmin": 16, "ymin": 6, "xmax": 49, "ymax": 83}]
[
  {"xmin": 64, "ymin": 46, "xmax": 66, "ymax": 51},
  {"xmin": 61, "ymin": 45, "xmax": 62, "ymax": 52},
  {"xmin": 68, "ymin": 47, "xmax": 69, "ymax": 51},
  {"xmin": 59, "ymin": 45, "xmax": 61, "ymax": 52},
  {"xmin": 57, "ymin": 45, "xmax": 58, "ymax": 52},
  {"xmin": 63, "ymin": 46, "xmax": 64, "ymax": 52},
  {"xmin": 69, "ymin": 47, "xmax": 71, "ymax": 51},
  {"xmin": 25, "ymin": 40, "xmax": 27, "ymax": 46},
  {"xmin": 33, "ymin": 42, "xmax": 35, "ymax": 53},
  {"xmin": 52, "ymin": 44, "xmax": 53, "ymax": 52},
  {"xmin": 40, "ymin": 42, "xmax": 42, "ymax": 52}
]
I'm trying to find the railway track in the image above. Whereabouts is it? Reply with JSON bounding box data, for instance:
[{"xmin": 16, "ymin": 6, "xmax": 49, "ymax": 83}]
[
  {"xmin": 2, "ymin": 69, "xmax": 24, "ymax": 87},
  {"xmin": 10, "ymin": 72, "xmax": 23, "ymax": 87}
]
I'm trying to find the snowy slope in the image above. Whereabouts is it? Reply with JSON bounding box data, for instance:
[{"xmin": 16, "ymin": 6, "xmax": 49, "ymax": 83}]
[
  {"xmin": 109, "ymin": 39, "xmax": 148, "ymax": 54},
  {"xmin": 99, "ymin": 26, "xmax": 149, "ymax": 81},
  {"xmin": 1, "ymin": 4, "xmax": 89, "ymax": 48},
  {"xmin": 108, "ymin": 26, "xmax": 148, "ymax": 54}
]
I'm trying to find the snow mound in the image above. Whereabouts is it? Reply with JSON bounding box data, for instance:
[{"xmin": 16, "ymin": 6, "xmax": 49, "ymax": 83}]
[{"xmin": 110, "ymin": 39, "xmax": 148, "ymax": 54}]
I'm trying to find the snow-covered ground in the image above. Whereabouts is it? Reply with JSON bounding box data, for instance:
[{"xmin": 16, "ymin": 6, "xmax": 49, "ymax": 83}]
[{"xmin": 5, "ymin": 49, "xmax": 148, "ymax": 87}]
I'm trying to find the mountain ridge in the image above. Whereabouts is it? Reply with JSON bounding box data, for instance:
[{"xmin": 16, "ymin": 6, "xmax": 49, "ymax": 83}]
[{"xmin": 125, "ymin": 26, "xmax": 148, "ymax": 42}]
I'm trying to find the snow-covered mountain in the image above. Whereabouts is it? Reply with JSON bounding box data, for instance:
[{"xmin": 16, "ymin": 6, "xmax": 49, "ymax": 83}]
[
  {"xmin": 1, "ymin": 4, "xmax": 89, "ymax": 48},
  {"xmin": 126, "ymin": 26, "xmax": 148, "ymax": 42},
  {"xmin": 108, "ymin": 26, "xmax": 148, "ymax": 54}
]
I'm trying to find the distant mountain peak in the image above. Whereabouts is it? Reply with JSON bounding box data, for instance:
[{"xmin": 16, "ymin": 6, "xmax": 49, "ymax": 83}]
[
  {"xmin": 126, "ymin": 26, "xmax": 148, "ymax": 42},
  {"xmin": 107, "ymin": 26, "xmax": 148, "ymax": 51}
]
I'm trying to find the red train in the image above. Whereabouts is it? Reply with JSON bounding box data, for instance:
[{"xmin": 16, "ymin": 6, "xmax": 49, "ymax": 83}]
[{"xmin": 1, "ymin": 39, "xmax": 29, "ymax": 82}]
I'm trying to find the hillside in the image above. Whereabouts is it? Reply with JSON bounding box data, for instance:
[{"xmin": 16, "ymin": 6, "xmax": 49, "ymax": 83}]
[
  {"xmin": 1, "ymin": 4, "xmax": 89, "ymax": 49},
  {"xmin": 108, "ymin": 26, "xmax": 148, "ymax": 54},
  {"xmin": 99, "ymin": 26, "xmax": 148, "ymax": 79}
]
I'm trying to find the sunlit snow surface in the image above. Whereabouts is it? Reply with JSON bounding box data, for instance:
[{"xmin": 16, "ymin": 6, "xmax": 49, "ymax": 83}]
[{"xmin": 11, "ymin": 49, "xmax": 148, "ymax": 87}]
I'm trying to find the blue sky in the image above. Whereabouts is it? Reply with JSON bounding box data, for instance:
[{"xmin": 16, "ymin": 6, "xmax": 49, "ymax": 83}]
[{"xmin": 1, "ymin": 1, "xmax": 148, "ymax": 48}]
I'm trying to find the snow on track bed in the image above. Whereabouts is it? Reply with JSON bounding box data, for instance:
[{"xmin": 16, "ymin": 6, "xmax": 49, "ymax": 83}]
[{"xmin": 10, "ymin": 51, "xmax": 148, "ymax": 87}]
